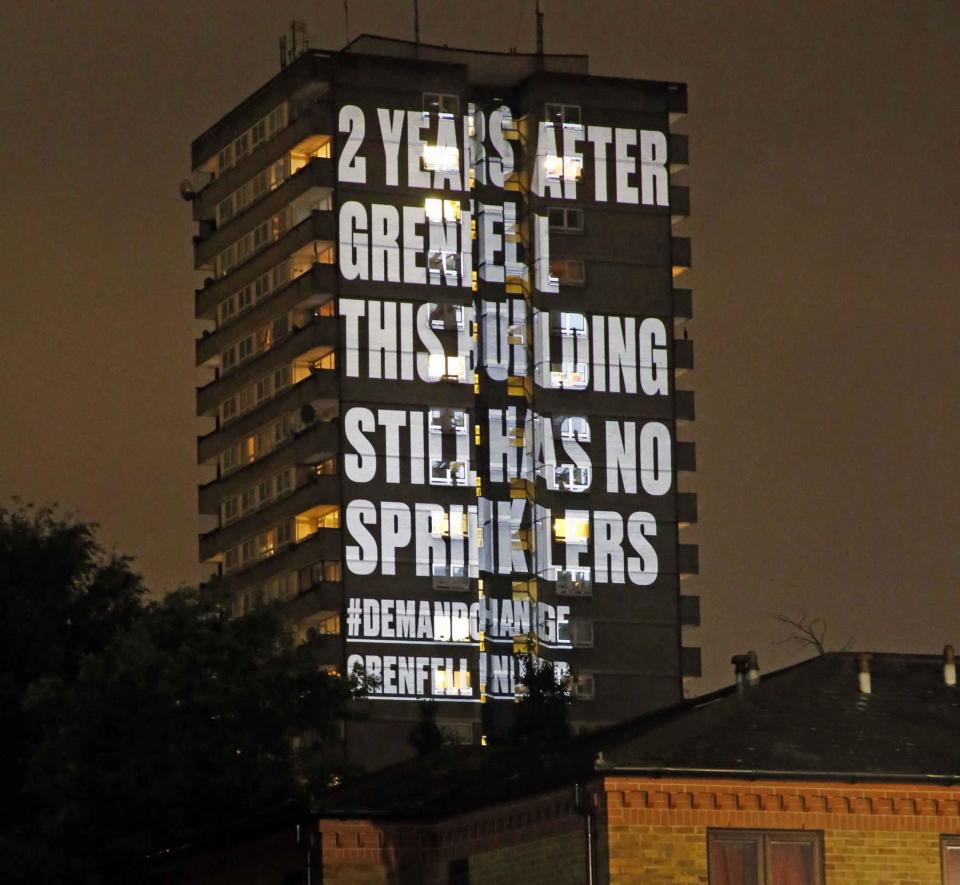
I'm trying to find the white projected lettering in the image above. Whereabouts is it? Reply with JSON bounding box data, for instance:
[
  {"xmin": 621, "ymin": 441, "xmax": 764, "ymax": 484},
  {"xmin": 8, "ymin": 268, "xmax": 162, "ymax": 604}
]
[{"xmin": 330, "ymin": 99, "xmax": 682, "ymax": 702}]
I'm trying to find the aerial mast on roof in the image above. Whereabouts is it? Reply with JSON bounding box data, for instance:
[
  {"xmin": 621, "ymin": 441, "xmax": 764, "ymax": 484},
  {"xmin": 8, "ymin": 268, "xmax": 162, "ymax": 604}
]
[
  {"xmin": 414, "ymin": 0, "xmax": 421, "ymax": 49},
  {"xmin": 279, "ymin": 19, "xmax": 309, "ymax": 69},
  {"xmin": 536, "ymin": 0, "xmax": 545, "ymax": 63}
]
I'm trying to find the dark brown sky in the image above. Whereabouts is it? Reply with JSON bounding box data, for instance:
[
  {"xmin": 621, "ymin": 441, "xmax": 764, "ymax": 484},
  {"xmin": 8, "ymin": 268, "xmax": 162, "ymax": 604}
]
[{"xmin": 1, "ymin": 0, "xmax": 957, "ymax": 690}]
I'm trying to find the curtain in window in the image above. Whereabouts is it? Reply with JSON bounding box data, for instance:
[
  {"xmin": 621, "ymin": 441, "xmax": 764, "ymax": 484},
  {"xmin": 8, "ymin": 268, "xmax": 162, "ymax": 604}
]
[
  {"xmin": 769, "ymin": 841, "xmax": 814, "ymax": 885},
  {"xmin": 944, "ymin": 844, "xmax": 960, "ymax": 885},
  {"xmin": 710, "ymin": 839, "xmax": 759, "ymax": 885}
]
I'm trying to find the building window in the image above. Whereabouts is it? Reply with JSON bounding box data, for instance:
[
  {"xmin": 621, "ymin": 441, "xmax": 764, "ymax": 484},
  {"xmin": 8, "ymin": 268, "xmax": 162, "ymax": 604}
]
[
  {"xmin": 545, "ymin": 102, "xmax": 582, "ymax": 129},
  {"xmin": 550, "ymin": 258, "xmax": 585, "ymax": 286},
  {"xmin": 423, "ymin": 92, "xmax": 459, "ymax": 118},
  {"xmin": 708, "ymin": 830, "xmax": 823, "ymax": 885},
  {"xmin": 548, "ymin": 207, "xmax": 583, "ymax": 232},
  {"xmin": 943, "ymin": 837, "xmax": 960, "ymax": 884}
]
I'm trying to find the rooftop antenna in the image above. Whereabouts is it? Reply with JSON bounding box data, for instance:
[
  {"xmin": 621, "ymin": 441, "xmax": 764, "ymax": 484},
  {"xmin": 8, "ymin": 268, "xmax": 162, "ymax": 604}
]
[
  {"xmin": 344, "ymin": 0, "xmax": 351, "ymax": 46},
  {"xmin": 535, "ymin": 0, "xmax": 544, "ymax": 63},
  {"xmin": 414, "ymin": 0, "xmax": 421, "ymax": 48},
  {"xmin": 279, "ymin": 19, "xmax": 309, "ymax": 69}
]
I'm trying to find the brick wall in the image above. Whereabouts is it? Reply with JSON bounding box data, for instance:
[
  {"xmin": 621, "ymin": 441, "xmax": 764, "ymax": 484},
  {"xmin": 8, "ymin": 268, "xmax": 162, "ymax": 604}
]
[
  {"xmin": 320, "ymin": 787, "xmax": 592, "ymax": 885},
  {"xmin": 603, "ymin": 777, "xmax": 960, "ymax": 884}
]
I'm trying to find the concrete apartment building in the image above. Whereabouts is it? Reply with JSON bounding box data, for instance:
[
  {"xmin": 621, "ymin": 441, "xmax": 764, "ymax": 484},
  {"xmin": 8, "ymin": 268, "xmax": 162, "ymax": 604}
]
[{"xmin": 188, "ymin": 35, "xmax": 698, "ymax": 763}]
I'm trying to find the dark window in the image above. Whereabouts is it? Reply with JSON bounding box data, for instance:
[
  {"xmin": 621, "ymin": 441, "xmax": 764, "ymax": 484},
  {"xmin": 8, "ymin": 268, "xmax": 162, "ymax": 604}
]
[
  {"xmin": 548, "ymin": 207, "xmax": 583, "ymax": 232},
  {"xmin": 944, "ymin": 837, "xmax": 960, "ymax": 885},
  {"xmin": 545, "ymin": 102, "xmax": 582, "ymax": 128},
  {"xmin": 708, "ymin": 830, "xmax": 822, "ymax": 885},
  {"xmin": 423, "ymin": 92, "xmax": 459, "ymax": 117},
  {"xmin": 448, "ymin": 857, "xmax": 469, "ymax": 885}
]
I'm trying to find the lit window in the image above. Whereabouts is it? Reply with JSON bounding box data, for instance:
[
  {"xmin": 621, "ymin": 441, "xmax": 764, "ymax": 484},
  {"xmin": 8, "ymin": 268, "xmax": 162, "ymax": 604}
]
[
  {"xmin": 554, "ymin": 515, "xmax": 589, "ymax": 542},
  {"xmin": 427, "ymin": 354, "xmax": 465, "ymax": 381},
  {"xmin": 429, "ymin": 408, "xmax": 468, "ymax": 435},
  {"xmin": 430, "ymin": 460, "xmax": 467, "ymax": 487},
  {"xmin": 559, "ymin": 312, "xmax": 588, "ymax": 338},
  {"xmin": 555, "ymin": 465, "xmax": 591, "ymax": 492},
  {"xmin": 563, "ymin": 156, "xmax": 583, "ymax": 181},
  {"xmin": 549, "ymin": 362, "xmax": 589, "ymax": 390},
  {"xmin": 559, "ymin": 416, "xmax": 590, "ymax": 441},
  {"xmin": 422, "ymin": 144, "xmax": 459, "ymax": 173},
  {"xmin": 424, "ymin": 198, "xmax": 460, "ymax": 223},
  {"xmin": 543, "ymin": 155, "xmax": 564, "ymax": 180},
  {"xmin": 427, "ymin": 250, "xmax": 459, "ymax": 277},
  {"xmin": 708, "ymin": 830, "xmax": 823, "ymax": 885}
]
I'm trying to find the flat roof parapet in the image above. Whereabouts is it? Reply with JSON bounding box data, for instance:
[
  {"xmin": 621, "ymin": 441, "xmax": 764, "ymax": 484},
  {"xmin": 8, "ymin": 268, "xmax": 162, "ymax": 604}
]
[{"xmin": 342, "ymin": 34, "xmax": 589, "ymax": 83}]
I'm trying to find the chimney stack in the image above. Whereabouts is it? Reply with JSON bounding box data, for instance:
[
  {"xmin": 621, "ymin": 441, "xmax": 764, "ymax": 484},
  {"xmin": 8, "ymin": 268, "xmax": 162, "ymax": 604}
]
[
  {"xmin": 746, "ymin": 650, "xmax": 760, "ymax": 685},
  {"xmin": 945, "ymin": 645, "xmax": 956, "ymax": 687},
  {"xmin": 857, "ymin": 653, "xmax": 872, "ymax": 695},
  {"xmin": 732, "ymin": 654, "xmax": 750, "ymax": 690}
]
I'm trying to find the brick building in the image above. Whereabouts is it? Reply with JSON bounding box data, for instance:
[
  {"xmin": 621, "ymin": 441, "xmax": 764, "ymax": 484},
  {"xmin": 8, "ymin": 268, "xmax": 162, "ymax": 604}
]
[{"xmin": 156, "ymin": 650, "xmax": 960, "ymax": 883}]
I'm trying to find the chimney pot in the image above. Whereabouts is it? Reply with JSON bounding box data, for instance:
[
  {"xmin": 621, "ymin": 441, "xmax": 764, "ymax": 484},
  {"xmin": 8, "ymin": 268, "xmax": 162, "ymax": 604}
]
[
  {"xmin": 944, "ymin": 645, "xmax": 956, "ymax": 687},
  {"xmin": 857, "ymin": 653, "xmax": 872, "ymax": 695}
]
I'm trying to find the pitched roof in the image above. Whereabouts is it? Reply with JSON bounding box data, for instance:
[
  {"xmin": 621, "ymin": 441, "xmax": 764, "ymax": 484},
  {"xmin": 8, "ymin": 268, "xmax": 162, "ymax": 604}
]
[{"xmin": 317, "ymin": 652, "xmax": 960, "ymax": 820}]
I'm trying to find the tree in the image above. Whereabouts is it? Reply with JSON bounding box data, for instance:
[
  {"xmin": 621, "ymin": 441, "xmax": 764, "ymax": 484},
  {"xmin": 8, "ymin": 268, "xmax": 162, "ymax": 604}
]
[
  {"xmin": 408, "ymin": 701, "xmax": 452, "ymax": 755},
  {"xmin": 772, "ymin": 609, "xmax": 855, "ymax": 656},
  {"xmin": 0, "ymin": 504, "xmax": 146, "ymax": 843},
  {"xmin": 508, "ymin": 652, "xmax": 574, "ymax": 746},
  {"xmin": 0, "ymin": 505, "xmax": 367, "ymax": 883}
]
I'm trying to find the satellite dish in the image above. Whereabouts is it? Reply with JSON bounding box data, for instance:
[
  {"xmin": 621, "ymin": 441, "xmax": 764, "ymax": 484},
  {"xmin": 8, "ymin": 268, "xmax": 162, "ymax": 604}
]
[
  {"xmin": 179, "ymin": 179, "xmax": 195, "ymax": 201},
  {"xmin": 300, "ymin": 404, "xmax": 316, "ymax": 425}
]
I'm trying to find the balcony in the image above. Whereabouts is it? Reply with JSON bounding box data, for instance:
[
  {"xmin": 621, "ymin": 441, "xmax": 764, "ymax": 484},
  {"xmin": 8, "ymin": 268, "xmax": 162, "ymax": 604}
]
[
  {"xmin": 675, "ymin": 390, "xmax": 695, "ymax": 422},
  {"xmin": 668, "ymin": 186, "xmax": 689, "ymax": 220},
  {"xmin": 673, "ymin": 338, "xmax": 694, "ymax": 371},
  {"xmin": 203, "ymin": 528, "xmax": 342, "ymax": 596},
  {"xmin": 671, "ymin": 237, "xmax": 691, "ymax": 272},
  {"xmin": 197, "ymin": 372, "xmax": 338, "ymax": 463},
  {"xmin": 194, "ymin": 160, "xmax": 334, "ymax": 268},
  {"xmin": 196, "ymin": 212, "xmax": 336, "ymax": 319},
  {"xmin": 193, "ymin": 103, "xmax": 333, "ymax": 220},
  {"xmin": 680, "ymin": 593, "xmax": 700, "ymax": 627},
  {"xmin": 672, "ymin": 288, "xmax": 693, "ymax": 320},
  {"xmin": 678, "ymin": 544, "xmax": 699, "ymax": 577},
  {"xmin": 198, "ymin": 421, "xmax": 339, "ymax": 513},
  {"xmin": 196, "ymin": 316, "xmax": 336, "ymax": 416},
  {"xmin": 668, "ymin": 133, "xmax": 688, "ymax": 169},
  {"xmin": 196, "ymin": 263, "xmax": 336, "ymax": 366},
  {"xmin": 676, "ymin": 491, "xmax": 698, "ymax": 526},
  {"xmin": 199, "ymin": 472, "xmax": 339, "ymax": 560},
  {"xmin": 675, "ymin": 441, "xmax": 696, "ymax": 472},
  {"xmin": 282, "ymin": 580, "xmax": 343, "ymax": 625}
]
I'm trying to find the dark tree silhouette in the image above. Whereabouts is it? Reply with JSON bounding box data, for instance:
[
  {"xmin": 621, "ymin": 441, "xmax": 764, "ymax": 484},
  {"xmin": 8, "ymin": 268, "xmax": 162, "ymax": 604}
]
[
  {"xmin": 508, "ymin": 652, "xmax": 574, "ymax": 746},
  {"xmin": 0, "ymin": 504, "xmax": 368, "ymax": 883}
]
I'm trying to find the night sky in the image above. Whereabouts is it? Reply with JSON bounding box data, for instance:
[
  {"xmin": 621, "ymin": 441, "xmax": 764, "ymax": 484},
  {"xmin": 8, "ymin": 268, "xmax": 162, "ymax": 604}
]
[{"xmin": 2, "ymin": 0, "xmax": 957, "ymax": 690}]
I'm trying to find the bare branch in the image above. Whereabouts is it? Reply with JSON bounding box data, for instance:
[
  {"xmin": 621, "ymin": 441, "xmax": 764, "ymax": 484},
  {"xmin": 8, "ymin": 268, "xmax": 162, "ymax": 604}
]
[{"xmin": 771, "ymin": 610, "xmax": 829, "ymax": 656}]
